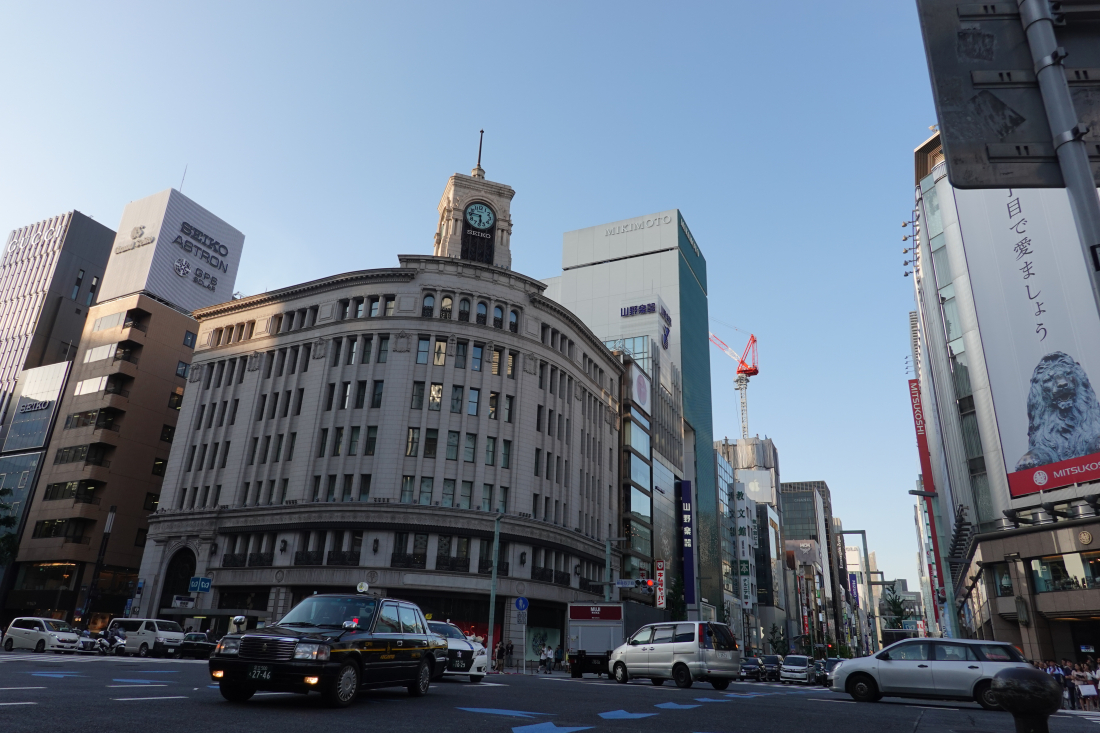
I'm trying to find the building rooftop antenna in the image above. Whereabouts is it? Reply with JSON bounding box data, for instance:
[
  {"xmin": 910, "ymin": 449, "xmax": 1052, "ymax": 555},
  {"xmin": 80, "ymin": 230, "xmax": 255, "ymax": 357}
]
[{"xmin": 472, "ymin": 130, "xmax": 485, "ymax": 179}]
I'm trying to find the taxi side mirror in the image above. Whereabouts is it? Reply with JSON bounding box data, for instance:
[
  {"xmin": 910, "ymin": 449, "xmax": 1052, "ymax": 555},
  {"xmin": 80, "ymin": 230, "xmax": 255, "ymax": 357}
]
[
  {"xmin": 342, "ymin": 620, "xmax": 360, "ymax": 631},
  {"xmin": 629, "ymin": 639, "xmax": 640, "ymax": 646},
  {"xmin": 876, "ymin": 651, "xmax": 891, "ymax": 661}
]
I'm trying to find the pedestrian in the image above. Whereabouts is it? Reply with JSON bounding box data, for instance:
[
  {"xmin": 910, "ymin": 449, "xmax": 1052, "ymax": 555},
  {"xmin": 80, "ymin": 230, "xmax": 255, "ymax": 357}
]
[
  {"xmin": 1074, "ymin": 663, "xmax": 1089, "ymax": 710},
  {"xmin": 539, "ymin": 645, "xmax": 549, "ymax": 673},
  {"xmin": 495, "ymin": 641, "xmax": 505, "ymax": 673},
  {"xmin": 554, "ymin": 644, "xmax": 563, "ymax": 671},
  {"xmin": 505, "ymin": 640, "xmax": 514, "ymax": 670}
]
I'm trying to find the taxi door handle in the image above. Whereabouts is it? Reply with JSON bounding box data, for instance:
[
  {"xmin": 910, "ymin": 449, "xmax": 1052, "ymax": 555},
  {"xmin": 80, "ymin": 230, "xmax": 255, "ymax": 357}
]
[
  {"xmin": 396, "ymin": 641, "xmax": 403, "ymax": 646},
  {"xmin": 969, "ymin": 665, "xmax": 979, "ymax": 669},
  {"xmin": 917, "ymin": 664, "xmax": 929, "ymax": 668}
]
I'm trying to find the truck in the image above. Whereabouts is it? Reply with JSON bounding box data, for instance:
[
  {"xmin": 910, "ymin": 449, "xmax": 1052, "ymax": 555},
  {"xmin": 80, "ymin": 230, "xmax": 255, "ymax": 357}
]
[{"xmin": 566, "ymin": 602, "xmax": 624, "ymax": 678}]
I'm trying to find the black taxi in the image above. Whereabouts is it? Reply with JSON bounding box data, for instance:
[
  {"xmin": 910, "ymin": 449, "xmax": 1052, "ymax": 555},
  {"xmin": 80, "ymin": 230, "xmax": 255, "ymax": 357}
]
[{"xmin": 209, "ymin": 593, "xmax": 447, "ymax": 707}]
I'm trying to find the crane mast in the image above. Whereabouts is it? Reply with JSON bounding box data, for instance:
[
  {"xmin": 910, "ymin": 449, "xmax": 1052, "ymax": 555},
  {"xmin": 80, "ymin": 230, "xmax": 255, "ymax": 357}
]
[{"xmin": 708, "ymin": 332, "xmax": 759, "ymax": 440}]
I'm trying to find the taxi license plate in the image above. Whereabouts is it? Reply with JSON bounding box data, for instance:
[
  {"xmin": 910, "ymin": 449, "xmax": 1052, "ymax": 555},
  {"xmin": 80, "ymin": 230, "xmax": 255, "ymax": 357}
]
[
  {"xmin": 247, "ymin": 665, "xmax": 272, "ymax": 681},
  {"xmin": 451, "ymin": 659, "xmax": 467, "ymax": 669},
  {"xmin": 716, "ymin": 651, "xmax": 731, "ymax": 660}
]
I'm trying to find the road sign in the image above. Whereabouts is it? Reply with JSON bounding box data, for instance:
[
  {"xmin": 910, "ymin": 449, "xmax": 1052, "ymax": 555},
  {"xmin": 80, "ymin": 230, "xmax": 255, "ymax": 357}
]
[
  {"xmin": 614, "ymin": 579, "xmax": 636, "ymax": 588},
  {"xmin": 916, "ymin": 0, "xmax": 1100, "ymax": 189},
  {"xmin": 655, "ymin": 561, "xmax": 666, "ymax": 610},
  {"xmin": 188, "ymin": 576, "xmax": 212, "ymax": 593},
  {"xmin": 515, "ymin": 596, "xmax": 529, "ymax": 611},
  {"xmin": 517, "ymin": 610, "xmax": 528, "ymax": 626}
]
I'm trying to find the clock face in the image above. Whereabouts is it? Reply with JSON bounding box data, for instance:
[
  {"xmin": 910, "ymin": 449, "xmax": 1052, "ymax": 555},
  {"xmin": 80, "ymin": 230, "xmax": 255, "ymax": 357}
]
[{"xmin": 465, "ymin": 202, "xmax": 495, "ymax": 230}]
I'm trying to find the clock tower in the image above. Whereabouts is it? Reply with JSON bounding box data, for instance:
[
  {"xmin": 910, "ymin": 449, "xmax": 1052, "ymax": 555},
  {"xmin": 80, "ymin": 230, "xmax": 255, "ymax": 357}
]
[{"xmin": 433, "ymin": 162, "xmax": 515, "ymax": 270}]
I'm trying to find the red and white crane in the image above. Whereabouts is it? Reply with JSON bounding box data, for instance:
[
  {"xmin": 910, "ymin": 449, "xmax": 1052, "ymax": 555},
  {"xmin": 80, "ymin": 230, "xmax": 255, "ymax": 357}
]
[{"xmin": 709, "ymin": 332, "xmax": 759, "ymax": 439}]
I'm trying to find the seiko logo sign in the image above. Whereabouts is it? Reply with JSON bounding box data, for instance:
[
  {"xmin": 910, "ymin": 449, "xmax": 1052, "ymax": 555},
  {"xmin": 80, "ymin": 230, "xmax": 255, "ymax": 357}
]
[
  {"xmin": 19, "ymin": 400, "xmax": 51, "ymax": 414},
  {"xmin": 171, "ymin": 222, "xmax": 231, "ymax": 274},
  {"xmin": 605, "ymin": 215, "xmax": 672, "ymax": 236}
]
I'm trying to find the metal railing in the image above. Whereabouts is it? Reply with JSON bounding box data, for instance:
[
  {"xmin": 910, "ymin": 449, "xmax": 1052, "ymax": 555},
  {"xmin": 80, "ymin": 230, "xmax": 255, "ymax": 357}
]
[
  {"xmin": 391, "ymin": 552, "xmax": 427, "ymax": 569},
  {"xmin": 248, "ymin": 552, "xmax": 274, "ymax": 567},
  {"xmin": 122, "ymin": 319, "xmax": 147, "ymax": 333},
  {"xmin": 579, "ymin": 578, "xmax": 602, "ymax": 594},
  {"xmin": 436, "ymin": 555, "xmax": 470, "ymax": 572},
  {"xmin": 477, "ymin": 560, "xmax": 508, "ymax": 576},
  {"xmin": 531, "ymin": 567, "xmax": 553, "ymax": 582},
  {"xmin": 113, "ymin": 352, "xmax": 139, "ymax": 366},
  {"xmin": 72, "ymin": 493, "xmax": 101, "ymax": 505},
  {"xmin": 421, "ymin": 306, "xmax": 434, "ymax": 317},
  {"xmin": 509, "ymin": 321, "xmax": 518, "ymax": 333},
  {"xmin": 458, "ymin": 310, "xmax": 470, "ymax": 322},
  {"xmin": 327, "ymin": 550, "xmax": 360, "ymax": 566},
  {"xmin": 63, "ymin": 535, "xmax": 92, "ymax": 545},
  {"xmin": 83, "ymin": 457, "xmax": 111, "ymax": 469},
  {"xmin": 222, "ymin": 553, "xmax": 247, "ymax": 568},
  {"xmin": 554, "ymin": 570, "xmax": 572, "ymax": 587},
  {"xmin": 493, "ymin": 317, "xmax": 503, "ymax": 329},
  {"xmin": 439, "ymin": 308, "xmax": 451, "ymax": 320},
  {"xmin": 103, "ymin": 386, "xmax": 130, "ymax": 398},
  {"xmin": 476, "ymin": 313, "xmax": 487, "ymax": 325},
  {"xmin": 294, "ymin": 550, "xmax": 324, "ymax": 566}
]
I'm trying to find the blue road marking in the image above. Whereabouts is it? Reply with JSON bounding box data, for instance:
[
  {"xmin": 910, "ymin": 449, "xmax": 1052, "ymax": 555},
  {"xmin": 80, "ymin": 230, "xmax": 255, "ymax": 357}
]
[
  {"xmin": 29, "ymin": 672, "xmax": 84, "ymax": 678},
  {"xmin": 722, "ymin": 692, "xmax": 775, "ymax": 698},
  {"xmin": 693, "ymin": 698, "xmax": 728, "ymax": 703},
  {"xmin": 135, "ymin": 671, "xmax": 179, "ymax": 674},
  {"xmin": 655, "ymin": 702, "xmax": 700, "ymax": 710},
  {"xmin": 113, "ymin": 679, "xmax": 165, "ymax": 684},
  {"xmin": 512, "ymin": 724, "xmax": 591, "ymax": 733},
  {"xmin": 598, "ymin": 710, "xmax": 657, "ymax": 719},
  {"xmin": 458, "ymin": 708, "xmax": 552, "ymax": 719}
]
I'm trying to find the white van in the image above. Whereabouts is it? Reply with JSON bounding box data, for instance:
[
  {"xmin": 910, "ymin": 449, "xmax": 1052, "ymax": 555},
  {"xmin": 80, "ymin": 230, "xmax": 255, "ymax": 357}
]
[
  {"xmin": 3, "ymin": 617, "xmax": 80, "ymax": 653},
  {"xmin": 610, "ymin": 621, "xmax": 742, "ymax": 689},
  {"xmin": 107, "ymin": 618, "xmax": 185, "ymax": 658}
]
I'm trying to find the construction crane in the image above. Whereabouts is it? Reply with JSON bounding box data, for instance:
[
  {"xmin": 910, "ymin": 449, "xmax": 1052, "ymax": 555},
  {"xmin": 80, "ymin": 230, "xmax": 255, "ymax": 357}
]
[{"xmin": 709, "ymin": 332, "xmax": 759, "ymax": 439}]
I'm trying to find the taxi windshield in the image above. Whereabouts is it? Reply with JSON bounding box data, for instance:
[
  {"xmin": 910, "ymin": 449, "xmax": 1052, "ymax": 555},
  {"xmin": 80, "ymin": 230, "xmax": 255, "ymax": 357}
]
[
  {"xmin": 43, "ymin": 620, "xmax": 72, "ymax": 633},
  {"xmin": 278, "ymin": 596, "xmax": 379, "ymax": 629},
  {"xmin": 428, "ymin": 622, "xmax": 467, "ymax": 640}
]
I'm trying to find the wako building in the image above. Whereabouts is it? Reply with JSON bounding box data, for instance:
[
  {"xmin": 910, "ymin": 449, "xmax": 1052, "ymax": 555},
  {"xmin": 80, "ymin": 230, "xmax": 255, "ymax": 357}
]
[
  {"xmin": 135, "ymin": 166, "xmax": 623, "ymax": 655},
  {"xmin": 543, "ymin": 211, "xmax": 719, "ymax": 620}
]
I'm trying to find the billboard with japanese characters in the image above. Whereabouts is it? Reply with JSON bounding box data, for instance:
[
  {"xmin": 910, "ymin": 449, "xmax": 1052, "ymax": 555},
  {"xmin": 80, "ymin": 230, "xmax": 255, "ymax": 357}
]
[{"xmin": 955, "ymin": 186, "xmax": 1100, "ymax": 496}]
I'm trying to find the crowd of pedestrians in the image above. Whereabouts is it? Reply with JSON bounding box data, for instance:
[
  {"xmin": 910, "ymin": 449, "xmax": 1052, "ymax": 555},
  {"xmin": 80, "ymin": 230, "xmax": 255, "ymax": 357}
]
[{"xmin": 1037, "ymin": 658, "xmax": 1100, "ymax": 710}]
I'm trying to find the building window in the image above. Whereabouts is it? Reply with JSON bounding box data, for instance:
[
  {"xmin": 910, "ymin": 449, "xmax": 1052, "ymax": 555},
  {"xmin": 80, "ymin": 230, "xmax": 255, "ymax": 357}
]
[
  {"xmin": 535, "ymin": 448, "xmax": 541, "ymax": 476},
  {"xmin": 183, "ymin": 330, "xmax": 197, "ymax": 348},
  {"xmin": 459, "ymin": 481, "xmax": 472, "ymax": 509},
  {"xmin": 471, "ymin": 345, "xmax": 483, "ymax": 371},
  {"xmin": 152, "ymin": 458, "xmax": 167, "ymax": 476},
  {"xmin": 346, "ymin": 337, "xmax": 358, "ymax": 365},
  {"xmin": 476, "ymin": 302, "xmax": 487, "ymax": 325},
  {"xmin": 458, "ymin": 299, "xmax": 470, "ymax": 322},
  {"xmin": 422, "ymin": 295, "xmax": 435, "ymax": 317},
  {"xmin": 317, "ymin": 429, "xmax": 329, "ymax": 458},
  {"xmin": 504, "ymin": 395, "xmax": 514, "ymax": 423},
  {"xmin": 464, "ymin": 433, "xmax": 477, "ymax": 462},
  {"xmin": 340, "ymin": 382, "xmax": 351, "ymax": 409},
  {"xmin": 493, "ymin": 306, "xmax": 503, "ymax": 329},
  {"xmin": 160, "ymin": 425, "xmax": 175, "ymax": 443},
  {"xmin": 418, "ymin": 477, "xmax": 433, "ymax": 505},
  {"xmin": 406, "ymin": 428, "xmax": 420, "ymax": 457},
  {"xmin": 355, "ymin": 381, "xmax": 367, "ymax": 409},
  {"xmin": 359, "ymin": 474, "xmax": 372, "ymax": 501},
  {"xmin": 324, "ymin": 384, "xmax": 335, "ymax": 411},
  {"xmin": 168, "ymin": 388, "xmax": 184, "ymax": 410},
  {"xmin": 488, "ymin": 392, "xmax": 498, "ymax": 420},
  {"xmin": 485, "ymin": 437, "xmax": 496, "ymax": 466},
  {"xmin": 509, "ymin": 310, "xmax": 518, "ymax": 333},
  {"xmin": 424, "ymin": 428, "xmax": 438, "ymax": 458},
  {"xmin": 365, "ymin": 426, "xmax": 377, "ymax": 455},
  {"xmin": 71, "ymin": 270, "xmax": 85, "ymax": 300},
  {"xmin": 481, "ymin": 484, "xmax": 492, "ymax": 511},
  {"xmin": 434, "ymin": 339, "xmax": 447, "ymax": 366},
  {"xmin": 428, "ymin": 383, "xmax": 443, "ymax": 411},
  {"xmin": 176, "ymin": 361, "xmax": 190, "ymax": 378},
  {"xmin": 450, "ymin": 386, "xmax": 463, "ymax": 413},
  {"xmin": 498, "ymin": 487, "xmax": 509, "ymax": 513},
  {"xmin": 467, "ymin": 388, "xmax": 480, "ymax": 416},
  {"xmin": 501, "ymin": 440, "xmax": 511, "ymax": 469},
  {"xmin": 411, "ymin": 381, "xmax": 425, "ymax": 409},
  {"xmin": 371, "ymin": 381, "xmax": 384, "ymax": 408},
  {"xmin": 416, "ymin": 337, "xmax": 430, "ymax": 364},
  {"xmin": 400, "ymin": 476, "xmax": 415, "ymax": 503},
  {"xmin": 507, "ymin": 352, "xmax": 516, "ymax": 378},
  {"xmin": 440, "ymin": 296, "xmax": 452, "ymax": 320},
  {"xmin": 441, "ymin": 479, "xmax": 455, "ymax": 507},
  {"xmin": 385, "ymin": 298, "xmax": 395, "ymax": 317},
  {"xmin": 446, "ymin": 431, "xmax": 460, "ymax": 460},
  {"xmin": 332, "ymin": 427, "xmax": 344, "ymax": 457},
  {"xmin": 455, "ymin": 342, "xmax": 467, "ymax": 369}
]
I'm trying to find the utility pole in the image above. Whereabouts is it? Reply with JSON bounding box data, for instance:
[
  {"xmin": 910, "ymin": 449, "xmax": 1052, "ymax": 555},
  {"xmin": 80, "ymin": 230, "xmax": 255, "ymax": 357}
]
[
  {"xmin": 604, "ymin": 537, "xmax": 628, "ymax": 602},
  {"xmin": 485, "ymin": 513, "xmax": 501, "ymax": 666},
  {"xmin": 82, "ymin": 505, "xmax": 116, "ymax": 621}
]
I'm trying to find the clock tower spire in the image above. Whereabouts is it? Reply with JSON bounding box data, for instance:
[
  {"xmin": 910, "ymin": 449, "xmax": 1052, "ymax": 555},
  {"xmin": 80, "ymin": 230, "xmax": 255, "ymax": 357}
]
[{"xmin": 433, "ymin": 133, "xmax": 514, "ymax": 269}]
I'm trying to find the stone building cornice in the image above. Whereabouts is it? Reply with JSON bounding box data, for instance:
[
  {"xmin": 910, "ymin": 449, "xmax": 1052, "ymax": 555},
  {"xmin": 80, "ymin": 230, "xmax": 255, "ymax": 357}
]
[{"xmin": 194, "ymin": 269, "xmax": 416, "ymax": 319}]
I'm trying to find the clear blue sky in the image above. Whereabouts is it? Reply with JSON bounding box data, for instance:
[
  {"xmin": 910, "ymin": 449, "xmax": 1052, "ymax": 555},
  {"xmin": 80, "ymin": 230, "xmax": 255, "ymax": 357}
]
[{"xmin": 0, "ymin": 2, "xmax": 936, "ymax": 588}]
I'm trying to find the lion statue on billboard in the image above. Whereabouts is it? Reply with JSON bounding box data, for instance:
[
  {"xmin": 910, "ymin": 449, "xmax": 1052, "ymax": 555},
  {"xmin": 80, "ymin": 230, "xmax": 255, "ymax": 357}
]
[{"xmin": 1015, "ymin": 351, "xmax": 1100, "ymax": 471}]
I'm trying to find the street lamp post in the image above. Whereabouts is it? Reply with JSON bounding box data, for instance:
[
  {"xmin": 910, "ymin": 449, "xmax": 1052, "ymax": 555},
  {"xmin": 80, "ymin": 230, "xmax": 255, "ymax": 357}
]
[
  {"xmin": 604, "ymin": 537, "xmax": 628, "ymax": 602},
  {"xmin": 839, "ymin": 530, "xmax": 878, "ymax": 652},
  {"xmin": 485, "ymin": 513, "xmax": 502, "ymax": 669},
  {"xmin": 909, "ymin": 489, "xmax": 959, "ymax": 638}
]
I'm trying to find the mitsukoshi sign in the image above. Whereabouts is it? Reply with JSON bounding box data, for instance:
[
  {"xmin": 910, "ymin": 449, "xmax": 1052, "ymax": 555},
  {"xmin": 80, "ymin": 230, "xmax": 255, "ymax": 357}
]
[{"xmin": 955, "ymin": 186, "xmax": 1100, "ymax": 497}]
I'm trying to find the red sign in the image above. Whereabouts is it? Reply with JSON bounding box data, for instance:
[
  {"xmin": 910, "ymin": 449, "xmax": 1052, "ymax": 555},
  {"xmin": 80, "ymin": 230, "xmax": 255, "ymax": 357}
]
[
  {"xmin": 1008, "ymin": 450, "xmax": 1100, "ymax": 497},
  {"xmin": 909, "ymin": 379, "xmax": 944, "ymax": 625},
  {"xmin": 568, "ymin": 604, "xmax": 623, "ymax": 621}
]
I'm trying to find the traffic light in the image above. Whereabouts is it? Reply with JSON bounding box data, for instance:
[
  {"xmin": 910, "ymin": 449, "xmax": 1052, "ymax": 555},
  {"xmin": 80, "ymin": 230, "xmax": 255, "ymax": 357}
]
[{"xmin": 634, "ymin": 578, "xmax": 655, "ymax": 595}]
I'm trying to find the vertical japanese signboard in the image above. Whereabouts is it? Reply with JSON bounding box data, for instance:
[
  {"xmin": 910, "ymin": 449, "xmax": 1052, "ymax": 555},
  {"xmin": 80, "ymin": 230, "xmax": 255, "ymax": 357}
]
[
  {"xmin": 955, "ymin": 187, "xmax": 1100, "ymax": 496},
  {"xmin": 908, "ymin": 379, "xmax": 944, "ymax": 625},
  {"xmin": 655, "ymin": 560, "xmax": 666, "ymax": 609},
  {"xmin": 678, "ymin": 481, "xmax": 696, "ymax": 605}
]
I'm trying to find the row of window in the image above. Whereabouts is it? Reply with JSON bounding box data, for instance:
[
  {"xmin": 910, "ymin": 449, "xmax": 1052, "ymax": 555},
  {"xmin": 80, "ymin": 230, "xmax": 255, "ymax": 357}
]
[
  {"xmin": 400, "ymin": 429, "xmax": 513, "ymax": 466},
  {"xmin": 533, "ymin": 448, "xmax": 569, "ymax": 486},
  {"xmin": 420, "ymin": 295, "xmax": 519, "ymax": 331},
  {"xmin": 203, "ymin": 355, "xmax": 250, "ymax": 389},
  {"xmin": 394, "ymin": 476, "xmax": 509, "ymax": 512},
  {"xmin": 185, "ymin": 440, "xmax": 237, "ymax": 471},
  {"xmin": 196, "ymin": 398, "xmax": 243, "ymax": 428}
]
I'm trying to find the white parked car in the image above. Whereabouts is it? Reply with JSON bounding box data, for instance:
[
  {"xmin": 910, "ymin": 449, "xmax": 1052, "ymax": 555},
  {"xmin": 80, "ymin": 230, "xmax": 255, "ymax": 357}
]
[
  {"xmin": 427, "ymin": 622, "xmax": 487, "ymax": 682},
  {"xmin": 830, "ymin": 638, "xmax": 1031, "ymax": 710},
  {"xmin": 3, "ymin": 617, "xmax": 80, "ymax": 653},
  {"xmin": 779, "ymin": 654, "xmax": 814, "ymax": 684},
  {"xmin": 107, "ymin": 618, "xmax": 185, "ymax": 658}
]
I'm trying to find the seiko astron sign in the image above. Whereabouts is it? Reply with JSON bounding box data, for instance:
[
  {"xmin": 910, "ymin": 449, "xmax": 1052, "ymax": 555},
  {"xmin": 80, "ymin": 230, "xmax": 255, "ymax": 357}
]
[{"xmin": 98, "ymin": 189, "xmax": 245, "ymax": 311}]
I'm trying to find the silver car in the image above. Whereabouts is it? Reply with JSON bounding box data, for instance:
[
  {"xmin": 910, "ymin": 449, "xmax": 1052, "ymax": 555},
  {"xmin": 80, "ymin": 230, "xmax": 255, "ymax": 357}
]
[
  {"xmin": 779, "ymin": 654, "xmax": 814, "ymax": 684},
  {"xmin": 610, "ymin": 621, "xmax": 741, "ymax": 689},
  {"xmin": 830, "ymin": 638, "xmax": 1030, "ymax": 710}
]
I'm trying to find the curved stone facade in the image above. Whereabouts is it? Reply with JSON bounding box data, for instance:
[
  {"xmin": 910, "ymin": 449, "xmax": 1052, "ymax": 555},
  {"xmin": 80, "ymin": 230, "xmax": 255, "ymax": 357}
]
[{"xmin": 137, "ymin": 254, "xmax": 623, "ymax": 643}]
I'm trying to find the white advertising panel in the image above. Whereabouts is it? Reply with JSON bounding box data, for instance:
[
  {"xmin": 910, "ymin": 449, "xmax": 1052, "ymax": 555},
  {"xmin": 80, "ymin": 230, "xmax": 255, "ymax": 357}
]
[
  {"xmin": 98, "ymin": 189, "xmax": 244, "ymax": 311},
  {"xmin": 955, "ymin": 187, "xmax": 1100, "ymax": 496},
  {"xmin": 734, "ymin": 468, "xmax": 775, "ymax": 505},
  {"xmin": 629, "ymin": 363, "xmax": 651, "ymax": 414}
]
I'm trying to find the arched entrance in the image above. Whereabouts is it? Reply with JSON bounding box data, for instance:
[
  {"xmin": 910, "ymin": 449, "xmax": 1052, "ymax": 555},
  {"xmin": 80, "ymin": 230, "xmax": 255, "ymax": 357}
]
[{"xmin": 157, "ymin": 548, "xmax": 196, "ymax": 614}]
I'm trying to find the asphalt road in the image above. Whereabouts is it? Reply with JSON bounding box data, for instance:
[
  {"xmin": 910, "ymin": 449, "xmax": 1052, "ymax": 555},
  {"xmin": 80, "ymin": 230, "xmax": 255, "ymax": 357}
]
[{"xmin": 1, "ymin": 651, "xmax": 1097, "ymax": 733}]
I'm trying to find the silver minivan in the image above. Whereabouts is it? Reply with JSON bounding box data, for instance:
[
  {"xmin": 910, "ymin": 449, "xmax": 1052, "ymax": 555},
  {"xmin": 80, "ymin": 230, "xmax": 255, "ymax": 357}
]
[{"xmin": 610, "ymin": 621, "xmax": 741, "ymax": 689}]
